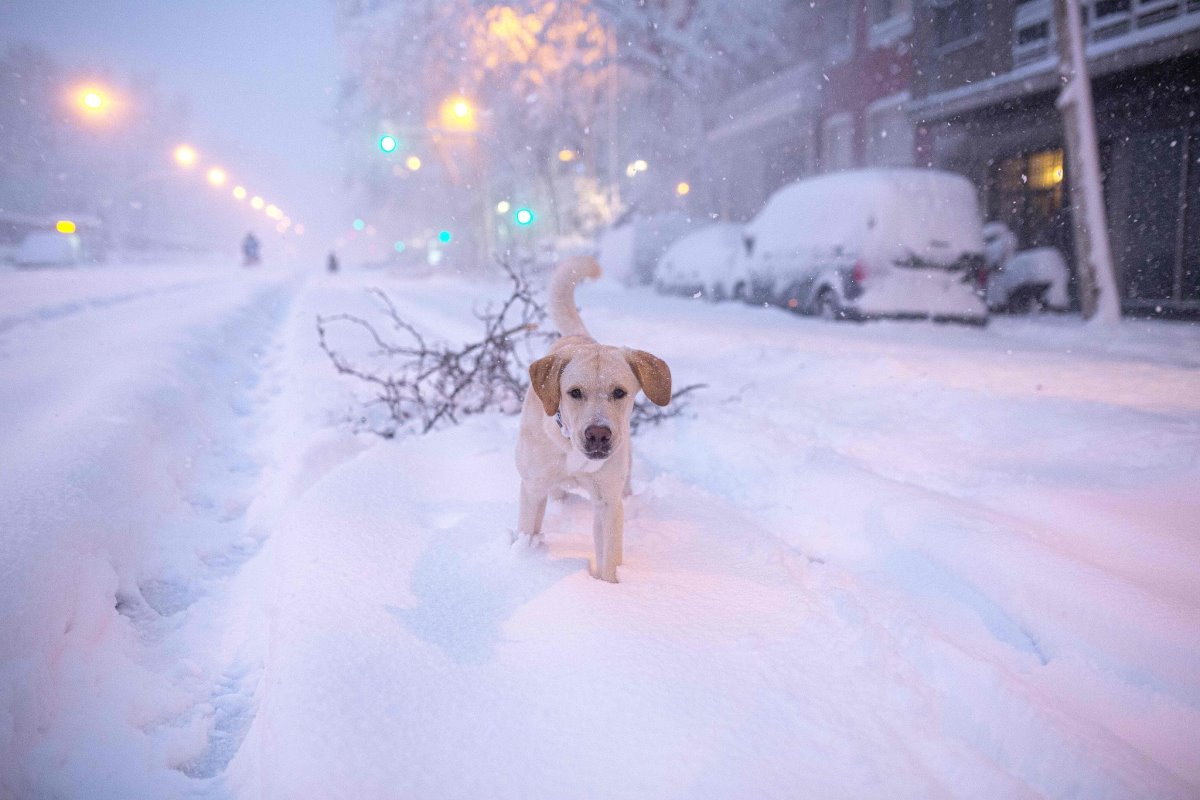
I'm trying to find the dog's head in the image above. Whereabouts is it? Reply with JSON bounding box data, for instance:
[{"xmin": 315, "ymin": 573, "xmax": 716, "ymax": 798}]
[{"xmin": 529, "ymin": 344, "xmax": 671, "ymax": 461}]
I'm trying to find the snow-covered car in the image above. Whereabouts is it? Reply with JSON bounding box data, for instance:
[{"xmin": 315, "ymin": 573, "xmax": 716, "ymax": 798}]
[
  {"xmin": 981, "ymin": 222, "xmax": 1070, "ymax": 312},
  {"xmin": 740, "ymin": 169, "xmax": 989, "ymax": 323},
  {"xmin": 597, "ymin": 212, "xmax": 696, "ymax": 285},
  {"xmin": 654, "ymin": 222, "xmax": 745, "ymax": 299},
  {"xmin": 15, "ymin": 230, "xmax": 83, "ymax": 267}
]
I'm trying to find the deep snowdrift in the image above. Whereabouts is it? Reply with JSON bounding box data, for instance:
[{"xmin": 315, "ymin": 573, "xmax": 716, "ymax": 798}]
[{"xmin": 1, "ymin": 263, "xmax": 1198, "ymax": 798}]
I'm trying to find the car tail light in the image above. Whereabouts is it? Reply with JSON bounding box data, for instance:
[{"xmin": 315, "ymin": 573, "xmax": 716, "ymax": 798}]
[{"xmin": 852, "ymin": 261, "xmax": 867, "ymax": 285}]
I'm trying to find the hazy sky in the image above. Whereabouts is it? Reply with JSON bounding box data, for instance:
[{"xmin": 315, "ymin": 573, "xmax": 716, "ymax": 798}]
[{"xmin": 1, "ymin": 0, "xmax": 348, "ymax": 249}]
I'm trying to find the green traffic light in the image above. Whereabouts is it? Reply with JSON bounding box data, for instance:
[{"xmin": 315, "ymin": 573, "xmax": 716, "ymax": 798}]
[
  {"xmin": 379, "ymin": 134, "xmax": 398, "ymax": 153},
  {"xmin": 514, "ymin": 207, "xmax": 535, "ymax": 226},
  {"xmin": 438, "ymin": 230, "xmax": 452, "ymax": 244}
]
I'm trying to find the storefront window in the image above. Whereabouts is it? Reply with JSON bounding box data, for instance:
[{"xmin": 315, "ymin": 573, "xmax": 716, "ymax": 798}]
[{"xmin": 991, "ymin": 148, "xmax": 1067, "ymax": 252}]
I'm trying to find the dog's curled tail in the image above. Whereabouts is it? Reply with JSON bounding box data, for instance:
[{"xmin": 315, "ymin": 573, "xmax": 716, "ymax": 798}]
[{"xmin": 548, "ymin": 256, "xmax": 602, "ymax": 338}]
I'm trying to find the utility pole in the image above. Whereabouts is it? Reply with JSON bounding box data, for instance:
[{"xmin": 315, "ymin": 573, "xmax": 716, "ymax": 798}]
[{"xmin": 1053, "ymin": 0, "xmax": 1121, "ymax": 323}]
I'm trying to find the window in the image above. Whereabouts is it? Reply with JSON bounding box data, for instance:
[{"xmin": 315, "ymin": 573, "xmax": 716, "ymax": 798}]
[
  {"xmin": 989, "ymin": 148, "xmax": 1067, "ymax": 253},
  {"xmin": 1013, "ymin": 0, "xmax": 1052, "ymax": 66},
  {"xmin": 1017, "ymin": 20, "xmax": 1050, "ymax": 45},
  {"xmin": 932, "ymin": 0, "xmax": 980, "ymax": 48},
  {"xmin": 868, "ymin": 0, "xmax": 913, "ymax": 45}
]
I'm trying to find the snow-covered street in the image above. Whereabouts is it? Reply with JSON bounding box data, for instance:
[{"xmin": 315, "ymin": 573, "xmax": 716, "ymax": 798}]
[{"xmin": 1, "ymin": 263, "xmax": 1198, "ymax": 798}]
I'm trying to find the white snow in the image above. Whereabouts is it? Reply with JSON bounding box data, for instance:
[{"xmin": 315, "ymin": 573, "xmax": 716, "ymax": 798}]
[
  {"xmin": 987, "ymin": 247, "xmax": 1072, "ymax": 310},
  {"xmin": 654, "ymin": 222, "xmax": 744, "ymax": 293},
  {"xmin": 13, "ymin": 230, "xmax": 82, "ymax": 267},
  {"xmin": 744, "ymin": 169, "xmax": 985, "ymax": 271},
  {"xmin": 2, "ymin": 262, "xmax": 1199, "ymax": 798}
]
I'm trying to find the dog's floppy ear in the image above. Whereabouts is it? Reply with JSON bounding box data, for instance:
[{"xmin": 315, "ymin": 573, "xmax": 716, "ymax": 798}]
[
  {"xmin": 529, "ymin": 354, "xmax": 568, "ymax": 416},
  {"xmin": 625, "ymin": 349, "xmax": 672, "ymax": 407}
]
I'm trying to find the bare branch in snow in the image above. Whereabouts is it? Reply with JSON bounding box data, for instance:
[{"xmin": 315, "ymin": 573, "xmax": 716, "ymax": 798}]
[
  {"xmin": 317, "ymin": 258, "xmax": 554, "ymax": 438},
  {"xmin": 318, "ymin": 258, "xmax": 704, "ymax": 439},
  {"xmin": 630, "ymin": 382, "xmax": 707, "ymax": 433}
]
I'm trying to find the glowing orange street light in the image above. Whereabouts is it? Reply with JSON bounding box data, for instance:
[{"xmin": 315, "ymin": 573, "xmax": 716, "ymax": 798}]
[
  {"xmin": 675, "ymin": 181, "xmax": 691, "ymax": 197},
  {"xmin": 56, "ymin": 219, "xmax": 77, "ymax": 234},
  {"xmin": 439, "ymin": 95, "xmax": 477, "ymax": 132},
  {"xmin": 406, "ymin": 155, "xmax": 422, "ymax": 171},
  {"xmin": 74, "ymin": 86, "xmax": 112, "ymax": 119},
  {"xmin": 558, "ymin": 149, "xmax": 577, "ymax": 162},
  {"xmin": 232, "ymin": 186, "xmax": 247, "ymax": 200},
  {"xmin": 174, "ymin": 144, "xmax": 198, "ymax": 168},
  {"xmin": 250, "ymin": 196, "xmax": 265, "ymax": 210},
  {"xmin": 206, "ymin": 167, "xmax": 227, "ymax": 187},
  {"xmin": 265, "ymin": 204, "xmax": 283, "ymax": 220}
]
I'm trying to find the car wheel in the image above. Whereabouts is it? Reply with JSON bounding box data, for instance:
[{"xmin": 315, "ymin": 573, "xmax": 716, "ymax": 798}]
[{"xmin": 816, "ymin": 288, "xmax": 841, "ymax": 320}]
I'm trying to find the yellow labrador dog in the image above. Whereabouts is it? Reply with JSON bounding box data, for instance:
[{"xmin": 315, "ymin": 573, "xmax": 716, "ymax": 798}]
[{"xmin": 515, "ymin": 257, "xmax": 671, "ymax": 583}]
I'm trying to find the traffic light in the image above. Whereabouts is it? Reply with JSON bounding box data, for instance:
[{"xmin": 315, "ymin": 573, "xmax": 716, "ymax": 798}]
[
  {"xmin": 379, "ymin": 134, "xmax": 398, "ymax": 153},
  {"xmin": 514, "ymin": 207, "xmax": 535, "ymax": 227},
  {"xmin": 438, "ymin": 230, "xmax": 452, "ymax": 244}
]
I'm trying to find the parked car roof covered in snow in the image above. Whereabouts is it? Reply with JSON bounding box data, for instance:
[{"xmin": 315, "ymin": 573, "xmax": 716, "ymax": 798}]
[
  {"xmin": 744, "ymin": 168, "xmax": 985, "ymax": 269},
  {"xmin": 656, "ymin": 222, "xmax": 743, "ymax": 291}
]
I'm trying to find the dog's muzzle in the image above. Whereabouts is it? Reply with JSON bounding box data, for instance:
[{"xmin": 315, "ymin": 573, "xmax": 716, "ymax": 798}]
[{"xmin": 583, "ymin": 424, "xmax": 612, "ymax": 460}]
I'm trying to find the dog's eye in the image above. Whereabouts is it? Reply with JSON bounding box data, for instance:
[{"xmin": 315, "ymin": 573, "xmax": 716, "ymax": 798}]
[
  {"xmin": 612, "ymin": 388, "xmax": 627, "ymax": 399},
  {"xmin": 568, "ymin": 388, "xmax": 583, "ymax": 400}
]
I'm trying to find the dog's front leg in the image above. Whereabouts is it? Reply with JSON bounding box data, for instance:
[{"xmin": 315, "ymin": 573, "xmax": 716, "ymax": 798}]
[
  {"xmin": 590, "ymin": 496, "xmax": 623, "ymax": 583},
  {"xmin": 516, "ymin": 482, "xmax": 548, "ymax": 544}
]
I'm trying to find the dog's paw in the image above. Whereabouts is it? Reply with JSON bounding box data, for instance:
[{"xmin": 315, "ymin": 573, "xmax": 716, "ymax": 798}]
[
  {"xmin": 588, "ymin": 559, "xmax": 619, "ymax": 584},
  {"xmin": 511, "ymin": 531, "xmax": 546, "ymax": 551}
]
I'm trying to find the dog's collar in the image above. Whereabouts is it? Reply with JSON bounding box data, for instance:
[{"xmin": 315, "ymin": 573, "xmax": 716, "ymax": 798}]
[{"xmin": 554, "ymin": 410, "xmax": 571, "ymax": 439}]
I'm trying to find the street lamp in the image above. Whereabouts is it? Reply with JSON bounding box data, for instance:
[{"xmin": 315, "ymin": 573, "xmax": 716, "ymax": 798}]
[
  {"xmin": 250, "ymin": 196, "xmax": 265, "ymax": 210},
  {"xmin": 406, "ymin": 155, "xmax": 422, "ymax": 171},
  {"xmin": 675, "ymin": 181, "xmax": 691, "ymax": 197},
  {"xmin": 174, "ymin": 144, "xmax": 198, "ymax": 168},
  {"xmin": 206, "ymin": 167, "xmax": 227, "ymax": 187},
  {"xmin": 439, "ymin": 95, "xmax": 477, "ymax": 132},
  {"xmin": 232, "ymin": 185, "xmax": 247, "ymax": 200},
  {"xmin": 73, "ymin": 85, "xmax": 113, "ymax": 119}
]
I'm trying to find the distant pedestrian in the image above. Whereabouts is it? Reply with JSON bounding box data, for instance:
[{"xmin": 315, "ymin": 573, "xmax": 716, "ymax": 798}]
[
  {"xmin": 327, "ymin": 251, "xmax": 339, "ymax": 273},
  {"xmin": 241, "ymin": 232, "xmax": 261, "ymax": 267}
]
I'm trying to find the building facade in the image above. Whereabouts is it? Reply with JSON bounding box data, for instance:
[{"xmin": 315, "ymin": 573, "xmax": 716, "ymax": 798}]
[
  {"xmin": 702, "ymin": 1, "xmax": 917, "ymax": 221},
  {"xmin": 910, "ymin": 0, "xmax": 1200, "ymax": 314}
]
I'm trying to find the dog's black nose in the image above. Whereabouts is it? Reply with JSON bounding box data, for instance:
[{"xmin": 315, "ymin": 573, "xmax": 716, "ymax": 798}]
[{"xmin": 584, "ymin": 425, "xmax": 612, "ymax": 449}]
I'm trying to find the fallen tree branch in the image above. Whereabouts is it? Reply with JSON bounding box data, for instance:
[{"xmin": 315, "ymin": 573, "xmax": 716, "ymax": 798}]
[{"xmin": 317, "ymin": 258, "xmax": 702, "ymax": 438}]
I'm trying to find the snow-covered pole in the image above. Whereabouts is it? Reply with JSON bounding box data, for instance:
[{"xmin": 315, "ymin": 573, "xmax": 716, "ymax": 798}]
[{"xmin": 1053, "ymin": 0, "xmax": 1121, "ymax": 323}]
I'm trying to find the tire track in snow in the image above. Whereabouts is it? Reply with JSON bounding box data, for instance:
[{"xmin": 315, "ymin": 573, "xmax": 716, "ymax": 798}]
[
  {"xmin": 0, "ymin": 276, "xmax": 218, "ymax": 336},
  {"xmin": 0, "ymin": 271, "xmax": 295, "ymax": 797}
]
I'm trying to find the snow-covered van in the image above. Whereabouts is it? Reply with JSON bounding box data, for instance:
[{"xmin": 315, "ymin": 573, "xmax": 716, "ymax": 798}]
[
  {"xmin": 654, "ymin": 222, "xmax": 745, "ymax": 299},
  {"xmin": 741, "ymin": 169, "xmax": 989, "ymax": 323}
]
